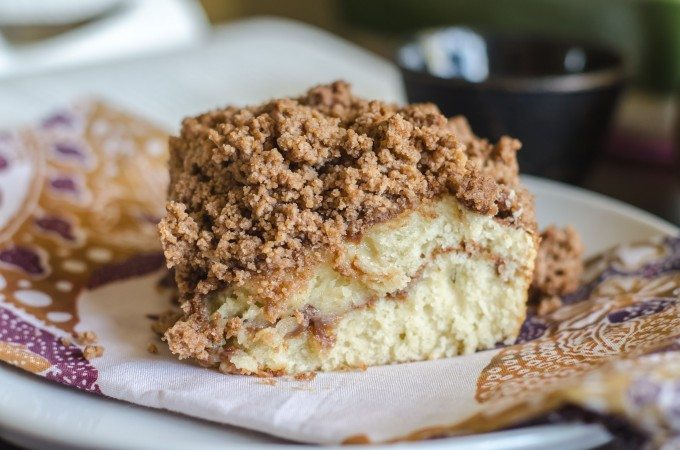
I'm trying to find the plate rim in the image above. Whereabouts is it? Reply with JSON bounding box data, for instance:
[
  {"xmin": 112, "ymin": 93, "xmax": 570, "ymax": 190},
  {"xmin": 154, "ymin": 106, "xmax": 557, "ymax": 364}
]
[{"xmin": 522, "ymin": 174, "xmax": 678, "ymax": 236}]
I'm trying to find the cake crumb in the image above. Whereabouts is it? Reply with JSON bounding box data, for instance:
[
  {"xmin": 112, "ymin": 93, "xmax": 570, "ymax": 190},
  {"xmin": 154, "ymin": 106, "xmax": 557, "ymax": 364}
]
[
  {"xmin": 59, "ymin": 337, "xmax": 72, "ymax": 347},
  {"xmin": 147, "ymin": 342, "xmax": 158, "ymax": 354},
  {"xmin": 294, "ymin": 371, "xmax": 317, "ymax": 381},
  {"xmin": 83, "ymin": 345, "xmax": 104, "ymax": 360},
  {"xmin": 531, "ymin": 225, "xmax": 584, "ymax": 301},
  {"xmin": 257, "ymin": 378, "xmax": 277, "ymax": 386},
  {"xmin": 74, "ymin": 331, "xmax": 98, "ymax": 345}
]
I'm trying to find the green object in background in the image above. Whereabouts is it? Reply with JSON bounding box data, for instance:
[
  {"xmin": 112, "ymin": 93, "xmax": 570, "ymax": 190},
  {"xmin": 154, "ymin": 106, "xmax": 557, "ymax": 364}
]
[
  {"xmin": 341, "ymin": 0, "xmax": 680, "ymax": 92},
  {"xmin": 637, "ymin": 0, "xmax": 680, "ymax": 92}
]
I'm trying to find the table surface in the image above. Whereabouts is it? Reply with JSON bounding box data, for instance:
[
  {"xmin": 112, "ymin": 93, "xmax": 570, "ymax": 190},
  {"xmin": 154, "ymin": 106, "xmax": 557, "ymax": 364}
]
[{"xmin": 0, "ymin": 16, "xmax": 677, "ymax": 450}]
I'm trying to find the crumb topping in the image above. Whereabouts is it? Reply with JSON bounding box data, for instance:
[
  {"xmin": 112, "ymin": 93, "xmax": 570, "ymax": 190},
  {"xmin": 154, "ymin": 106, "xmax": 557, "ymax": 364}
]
[
  {"xmin": 531, "ymin": 225, "xmax": 584, "ymax": 300},
  {"xmin": 446, "ymin": 116, "xmax": 535, "ymax": 226},
  {"xmin": 83, "ymin": 345, "xmax": 104, "ymax": 360},
  {"xmin": 293, "ymin": 371, "xmax": 317, "ymax": 381},
  {"xmin": 159, "ymin": 81, "xmax": 535, "ymax": 312},
  {"xmin": 73, "ymin": 330, "xmax": 98, "ymax": 345}
]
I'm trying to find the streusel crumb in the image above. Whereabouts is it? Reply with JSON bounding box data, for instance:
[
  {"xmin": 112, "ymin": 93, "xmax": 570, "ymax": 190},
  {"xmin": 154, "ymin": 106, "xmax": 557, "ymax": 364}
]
[
  {"xmin": 83, "ymin": 345, "xmax": 104, "ymax": 360},
  {"xmin": 74, "ymin": 331, "xmax": 98, "ymax": 345},
  {"xmin": 531, "ymin": 225, "xmax": 584, "ymax": 300},
  {"xmin": 159, "ymin": 81, "xmax": 535, "ymax": 315},
  {"xmin": 293, "ymin": 371, "xmax": 317, "ymax": 381}
]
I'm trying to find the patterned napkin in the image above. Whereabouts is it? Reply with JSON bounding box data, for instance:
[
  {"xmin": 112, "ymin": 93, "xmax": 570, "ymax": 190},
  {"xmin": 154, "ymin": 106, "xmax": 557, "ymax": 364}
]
[{"xmin": 1, "ymin": 102, "xmax": 679, "ymax": 447}]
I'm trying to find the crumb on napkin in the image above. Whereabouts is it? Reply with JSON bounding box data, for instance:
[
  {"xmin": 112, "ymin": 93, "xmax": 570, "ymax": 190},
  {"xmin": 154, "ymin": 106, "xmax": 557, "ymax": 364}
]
[
  {"xmin": 73, "ymin": 330, "xmax": 98, "ymax": 345},
  {"xmin": 83, "ymin": 345, "xmax": 104, "ymax": 360},
  {"xmin": 531, "ymin": 225, "xmax": 584, "ymax": 303},
  {"xmin": 294, "ymin": 371, "xmax": 317, "ymax": 381}
]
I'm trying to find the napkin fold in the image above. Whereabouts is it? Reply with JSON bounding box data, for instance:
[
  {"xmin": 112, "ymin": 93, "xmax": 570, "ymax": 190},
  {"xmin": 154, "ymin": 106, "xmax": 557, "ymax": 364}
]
[{"xmin": 0, "ymin": 102, "xmax": 679, "ymax": 447}]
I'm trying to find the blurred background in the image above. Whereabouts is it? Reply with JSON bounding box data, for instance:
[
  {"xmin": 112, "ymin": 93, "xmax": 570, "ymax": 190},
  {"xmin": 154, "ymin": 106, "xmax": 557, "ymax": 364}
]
[{"xmin": 1, "ymin": 0, "xmax": 679, "ymax": 225}]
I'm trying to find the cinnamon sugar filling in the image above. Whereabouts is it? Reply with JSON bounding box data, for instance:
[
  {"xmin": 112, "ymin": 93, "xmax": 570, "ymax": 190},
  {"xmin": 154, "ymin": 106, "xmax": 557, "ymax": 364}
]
[{"xmin": 232, "ymin": 241, "xmax": 515, "ymax": 349}]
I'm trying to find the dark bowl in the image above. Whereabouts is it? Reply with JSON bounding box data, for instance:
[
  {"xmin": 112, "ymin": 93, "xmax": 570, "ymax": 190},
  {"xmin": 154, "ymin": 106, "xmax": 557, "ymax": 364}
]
[{"xmin": 397, "ymin": 27, "xmax": 626, "ymax": 182}]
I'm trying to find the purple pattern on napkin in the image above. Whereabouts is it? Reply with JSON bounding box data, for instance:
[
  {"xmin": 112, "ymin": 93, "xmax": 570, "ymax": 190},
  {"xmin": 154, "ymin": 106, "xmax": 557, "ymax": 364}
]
[
  {"xmin": 0, "ymin": 246, "xmax": 46, "ymax": 276},
  {"xmin": 35, "ymin": 216, "xmax": 76, "ymax": 241},
  {"xmin": 49, "ymin": 176, "xmax": 77, "ymax": 191},
  {"xmin": 565, "ymin": 236, "xmax": 680, "ymax": 305},
  {"xmin": 0, "ymin": 306, "xmax": 100, "ymax": 393},
  {"xmin": 54, "ymin": 143, "xmax": 86, "ymax": 160},
  {"xmin": 87, "ymin": 252, "xmax": 165, "ymax": 289},
  {"xmin": 608, "ymin": 299, "xmax": 676, "ymax": 324},
  {"xmin": 41, "ymin": 112, "xmax": 73, "ymax": 128},
  {"xmin": 515, "ymin": 315, "xmax": 548, "ymax": 344}
]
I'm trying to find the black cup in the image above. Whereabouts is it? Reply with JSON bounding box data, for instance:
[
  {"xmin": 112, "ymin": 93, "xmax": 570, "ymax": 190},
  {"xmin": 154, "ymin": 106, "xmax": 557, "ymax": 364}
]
[{"xmin": 397, "ymin": 27, "xmax": 626, "ymax": 183}]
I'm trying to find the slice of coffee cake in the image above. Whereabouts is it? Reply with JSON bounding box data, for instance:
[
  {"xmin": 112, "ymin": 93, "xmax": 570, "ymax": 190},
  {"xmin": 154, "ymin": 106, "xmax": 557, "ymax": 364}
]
[{"xmin": 159, "ymin": 81, "xmax": 537, "ymax": 375}]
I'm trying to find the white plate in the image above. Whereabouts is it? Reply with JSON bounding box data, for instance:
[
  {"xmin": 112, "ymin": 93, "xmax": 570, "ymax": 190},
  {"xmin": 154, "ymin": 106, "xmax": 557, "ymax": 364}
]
[{"xmin": 0, "ymin": 176, "xmax": 676, "ymax": 450}]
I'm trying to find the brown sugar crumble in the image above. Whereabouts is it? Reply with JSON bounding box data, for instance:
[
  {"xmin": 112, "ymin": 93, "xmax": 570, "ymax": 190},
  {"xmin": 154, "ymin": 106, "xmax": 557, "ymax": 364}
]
[
  {"xmin": 159, "ymin": 81, "xmax": 536, "ymax": 318},
  {"xmin": 74, "ymin": 331, "xmax": 98, "ymax": 346},
  {"xmin": 293, "ymin": 371, "xmax": 317, "ymax": 381},
  {"xmin": 83, "ymin": 345, "xmax": 104, "ymax": 360},
  {"xmin": 147, "ymin": 342, "xmax": 159, "ymax": 354},
  {"xmin": 531, "ymin": 225, "xmax": 584, "ymax": 303}
]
